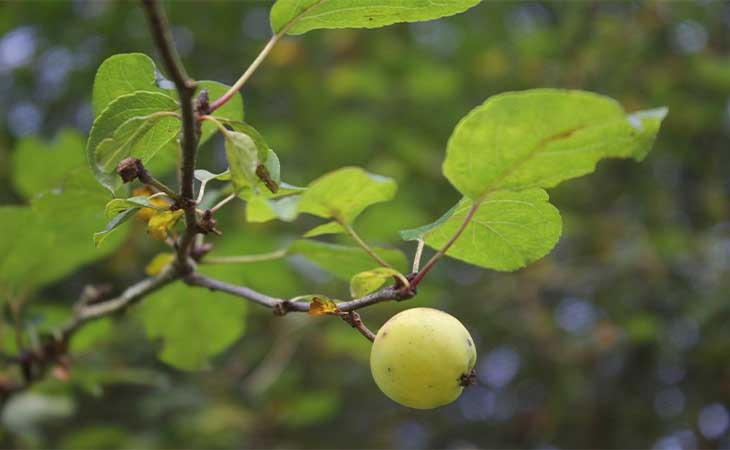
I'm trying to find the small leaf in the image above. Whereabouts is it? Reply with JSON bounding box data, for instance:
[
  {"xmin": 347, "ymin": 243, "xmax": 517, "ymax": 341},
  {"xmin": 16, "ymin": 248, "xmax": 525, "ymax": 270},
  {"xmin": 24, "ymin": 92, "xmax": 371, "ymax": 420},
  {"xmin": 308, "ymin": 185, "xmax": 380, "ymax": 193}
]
[
  {"xmin": 145, "ymin": 253, "xmax": 175, "ymax": 276},
  {"xmin": 246, "ymin": 195, "xmax": 301, "ymax": 223},
  {"xmin": 302, "ymin": 221, "xmax": 344, "ymax": 237},
  {"xmin": 92, "ymin": 53, "xmax": 164, "ymax": 116},
  {"xmin": 147, "ymin": 210, "xmax": 184, "ymax": 241},
  {"xmin": 194, "ymin": 169, "xmax": 231, "ymax": 183},
  {"xmin": 350, "ymin": 267, "xmax": 402, "ymax": 298},
  {"xmin": 224, "ymin": 131, "xmax": 260, "ymax": 190},
  {"xmin": 94, "ymin": 208, "xmax": 138, "ymax": 247},
  {"xmin": 86, "ymin": 91, "xmax": 179, "ymax": 192},
  {"xmin": 298, "ymin": 167, "xmax": 396, "ymax": 223},
  {"xmin": 104, "ymin": 195, "xmax": 165, "ymax": 219},
  {"xmin": 402, "ymin": 189, "xmax": 562, "ymax": 271},
  {"xmin": 308, "ymin": 296, "xmax": 341, "ymax": 316},
  {"xmin": 271, "ymin": 0, "xmax": 481, "ymax": 35},
  {"xmin": 289, "ymin": 239, "xmax": 407, "ymax": 281}
]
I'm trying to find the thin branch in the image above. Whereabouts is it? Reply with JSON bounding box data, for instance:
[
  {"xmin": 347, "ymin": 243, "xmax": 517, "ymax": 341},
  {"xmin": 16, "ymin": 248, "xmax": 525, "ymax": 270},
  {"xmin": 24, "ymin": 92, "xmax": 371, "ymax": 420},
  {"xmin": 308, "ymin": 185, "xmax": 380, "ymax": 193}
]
[
  {"xmin": 141, "ymin": 0, "xmax": 199, "ymax": 273},
  {"xmin": 184, "ymin": 272, "xmax": 294, "ymax": 311},
  {"xmin": 338, "ymin": 218, "xmax": 393, "ymax": 269},
  {"xmin": 209, "ymin": 36, "xmax": 280, "ymax": 113},
  {"xmin": 202, "ymin": 249, "xmax": 288, "ymax": 265},
  {"xmin": 208, "ymin": 0, "xmax": 326, "ymax": 113},
  {"xmin": 138, "ymin": 168, "xmax": 180, "ymax": 202},
  {"xmin": 61, "ymin": 266, "xmax": 179, "ymax": 339},
  {"xmin": 184, "ymin": 272, "xmax": 415, "ymax": 316},
  {"xmin": 341, "ymin": 311, "xmax": 376, "ymax": 342},
  {"xmin": 410, "ymin": 200, "xmax": 481, "ymax": 287},
  {"xmin": 209, "ymin": 193, "xmax": 237, "ymax": 214}
]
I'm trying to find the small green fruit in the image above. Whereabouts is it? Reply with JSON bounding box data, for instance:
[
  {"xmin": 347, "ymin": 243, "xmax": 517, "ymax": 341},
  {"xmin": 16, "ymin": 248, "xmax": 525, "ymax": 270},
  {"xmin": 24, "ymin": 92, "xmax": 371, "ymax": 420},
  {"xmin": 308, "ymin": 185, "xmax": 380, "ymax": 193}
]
[{"xmin": 370, "ymin": 307, "xmax": 477, "ymax": 409}]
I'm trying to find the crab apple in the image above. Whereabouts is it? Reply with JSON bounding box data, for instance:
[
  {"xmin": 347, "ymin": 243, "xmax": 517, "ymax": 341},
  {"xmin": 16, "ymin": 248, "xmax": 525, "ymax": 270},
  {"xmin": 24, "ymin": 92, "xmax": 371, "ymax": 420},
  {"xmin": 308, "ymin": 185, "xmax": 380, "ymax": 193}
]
[{"xmin": 369, "ymin": 307, "xmax": 477, "ymax": 409}]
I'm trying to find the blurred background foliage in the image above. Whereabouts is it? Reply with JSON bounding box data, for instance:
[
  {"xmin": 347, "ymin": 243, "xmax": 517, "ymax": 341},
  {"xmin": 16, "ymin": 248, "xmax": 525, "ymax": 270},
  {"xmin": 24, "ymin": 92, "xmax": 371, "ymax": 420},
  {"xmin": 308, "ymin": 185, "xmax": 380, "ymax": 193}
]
[{"xmin": 1, "ymin": 0, "xmax": 729, "ymax": 448}]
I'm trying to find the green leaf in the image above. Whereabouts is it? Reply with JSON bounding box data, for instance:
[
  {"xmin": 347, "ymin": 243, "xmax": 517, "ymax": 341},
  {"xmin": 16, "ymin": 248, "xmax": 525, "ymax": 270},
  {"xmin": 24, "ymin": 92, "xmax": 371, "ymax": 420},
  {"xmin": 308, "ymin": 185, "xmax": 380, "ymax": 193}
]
[
  {"xmin": 246, "ymin": 195, "xmax": 301, "ymax": 223},
  {"xmin": 138, "ymin": 283, "xmax": 247, "ymax": 371},
  {"xmin": 198, "ymin": 80, "xmax": 244, "ymax": 146},
  {"xmin": 402, "ymin": 189, "xmax": 562, "ymax": 271},
  {"xmin": 104, "ymin": 195, "xmax": 164, "ymax": 219},
  {"xmin": 92, "ymin": 53, "xmax": 165, "ymax": 117},
  {"xmin": 270, "ymin": 0, "xmax": 481, "ymax": 35},
  {"xmin": 194, "ymin": 169, "xmax": 231, "ymax": 183},
  {"xmin": 11, "ymin": 130, "xmax": 86, "ymax": 199},
  {"xmin": 443, "ymin": 89, "xmax": 668, "ymax": 200},
  {"xmin": 302, "ymin": 221, "xmax": 345, "ymax": 237},
  {"xmin": 298, "ymin": 167, "xmax": 396, "ymax": 223},
  {"xmin": 350, "ymin": 267, "xmax": 403, "ymax": 298},
  {"xmin": 289, "ymin": 239, "xmax": 407, "ymax": 281},
  {"xmin": 94, "ymin": 208, "xmax": 138, "ymax": 247},
  {"xmin": 0, "ymin": 206, "xmax": 56, "ymax": 293},
  {"xmin": 86, "ymin": 91, "xmax": 179, "ymax": 192},
  {"xmin": 224, "ymin": 131, "xmax": 260, "ymax": 190}
]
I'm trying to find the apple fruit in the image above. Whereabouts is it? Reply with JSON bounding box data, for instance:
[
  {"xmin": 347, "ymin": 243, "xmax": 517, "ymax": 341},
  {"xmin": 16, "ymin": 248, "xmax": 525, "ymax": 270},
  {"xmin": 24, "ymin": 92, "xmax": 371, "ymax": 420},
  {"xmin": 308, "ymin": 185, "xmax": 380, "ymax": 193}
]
[{"xmin": 370, "ymin": 307, "xmax": 477, "ymax": 409}]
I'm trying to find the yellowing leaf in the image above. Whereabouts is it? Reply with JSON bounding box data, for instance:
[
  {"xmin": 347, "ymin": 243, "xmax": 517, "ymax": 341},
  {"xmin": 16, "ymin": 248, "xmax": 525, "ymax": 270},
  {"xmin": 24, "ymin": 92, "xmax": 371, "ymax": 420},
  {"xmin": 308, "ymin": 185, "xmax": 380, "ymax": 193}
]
[
  {"xmin": 350, "ymin": 267, "xmax": 403, "ymax": 298},
  {"xmin": 145, "ymin": 253, "xmax": 175, "ymax": 276},
  {"xmin": 308, "ymin": 297, "xmax": 341, "ymax": 317},
  {"xmin": 147, "ymin": 210, "xmax": 184, "ymax": 241}
]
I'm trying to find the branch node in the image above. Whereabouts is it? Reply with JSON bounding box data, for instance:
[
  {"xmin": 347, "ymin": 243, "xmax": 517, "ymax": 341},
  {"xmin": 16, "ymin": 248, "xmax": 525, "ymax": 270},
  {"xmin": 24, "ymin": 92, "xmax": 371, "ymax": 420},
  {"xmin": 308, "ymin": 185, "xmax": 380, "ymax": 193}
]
[
  {"xmin": 117, "ymin": 157, "xmax": 144, "ymax": 183},
  {"xmin": 273, "ymin": 301, "xmax": 292, "ymax": 316}
]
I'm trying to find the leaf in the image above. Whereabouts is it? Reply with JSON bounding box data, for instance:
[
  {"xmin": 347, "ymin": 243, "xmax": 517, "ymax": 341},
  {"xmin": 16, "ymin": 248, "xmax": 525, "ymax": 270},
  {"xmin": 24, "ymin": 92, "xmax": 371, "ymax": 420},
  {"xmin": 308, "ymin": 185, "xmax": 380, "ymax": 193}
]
[
  {"xmin": 94, "ymin": 208, "xmax": 138, "ymax": 247},
  {"xmin": 104, "ymin": 195, "xmax": 165, "ymax": 219},
  {"xmin": 137, "ymin": 283, "xmax": 247, "ymax": 371},
  {"xmin": 289, "ymin": 239, "xmax": 407, "ymax": 281},
  {"xmin": 145, "ymin": 253, "xmax": 175, "ymax": 276},
  {"xmin": 402, "ymin": 189, "xmax": 562, "ymax": 271},
  {"xmin": 86, "ymin": 91, "xmax": 179, "ymax": 192},
  {"xmin": 308, "ymin": 296, "xmax": 341, "ymax": 316},
  {"xmin": 198, "ymin": 80, "xmax": 244, "ymax": 146},
  {"xmin": 92, "ymin": 53, "xmax": 165, "ymax": 116},
  {"xmin": 147, "ymin": 210, "xmax": 184, "ymax": 241},
  {"xmin": 350, "ymin": 267, "xmax": 403, "ymax": 298},
  {"xmin": 194, "ymin": 169, "xmax": 231, "ymax": 183},
  {"xmin": 298, "ymin": 167, "xmax": 396, "ymax": 223},
  {"xmin": 224, "ymin": 131, "xmax": 260, "ymax": 190},
  {"xmin": 11, "ymin": 130, "xmax": 86, "ymax": 199},
  {"xmin": 220, "ymin": 120, "xmax": 281, "ymax": 193},
  {"xmin": 270, "ymin": 0, "xmax": 481, "ymax": 35},
  {"xmin": 246, "ymin": 195, "xmax": 301, "ymax": 223},
  {"xmin": 442, "ymin": 89, "xmax": 668, "ymax": 200},
  {"xmin": 302, "ymin": 221, "xmax": 345, "ymax": 237}
]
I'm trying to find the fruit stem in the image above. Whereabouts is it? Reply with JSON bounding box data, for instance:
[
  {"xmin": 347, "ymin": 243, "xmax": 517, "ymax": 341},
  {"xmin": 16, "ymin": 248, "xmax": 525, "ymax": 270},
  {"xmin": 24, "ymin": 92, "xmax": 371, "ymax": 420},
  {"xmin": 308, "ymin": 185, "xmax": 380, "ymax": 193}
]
[
  {"xmin": 410, "ymin": 200, "xmax": 481, "ymax": 287},
  {"xmin": 341, "ymin": 311, "xmax": 376, "ymax": 342}
]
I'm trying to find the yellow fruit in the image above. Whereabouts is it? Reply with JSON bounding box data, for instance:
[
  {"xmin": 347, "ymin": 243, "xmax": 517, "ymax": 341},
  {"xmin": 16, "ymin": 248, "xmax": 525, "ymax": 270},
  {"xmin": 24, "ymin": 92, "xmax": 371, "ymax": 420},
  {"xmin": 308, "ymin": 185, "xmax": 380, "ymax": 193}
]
[{"xmin": 370, "ymin": 307, "xmax": 477, "ymax": 409}]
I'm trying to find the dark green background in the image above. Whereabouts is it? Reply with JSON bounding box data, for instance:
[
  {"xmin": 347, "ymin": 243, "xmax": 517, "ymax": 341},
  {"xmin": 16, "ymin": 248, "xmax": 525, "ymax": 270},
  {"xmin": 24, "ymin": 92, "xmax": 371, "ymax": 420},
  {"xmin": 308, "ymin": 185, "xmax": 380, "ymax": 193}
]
[{"xmin": 1, "ymin": 1, "xmax": 729, "ymax": 448}]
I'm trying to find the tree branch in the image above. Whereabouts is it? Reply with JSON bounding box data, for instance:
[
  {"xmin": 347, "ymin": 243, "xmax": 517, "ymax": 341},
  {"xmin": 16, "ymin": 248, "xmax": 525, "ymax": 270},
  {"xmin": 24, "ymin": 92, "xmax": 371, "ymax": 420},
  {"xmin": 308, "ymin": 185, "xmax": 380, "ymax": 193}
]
[
  {"xmin": 184, "ymin": 273, "xmax": 416, "ymax": 316},
  {"xmin": 61, "ymin": 266, "xmax": 179, "ymax": 339},
  {"xmin": 141, "ymin": 0, "xmax": 199, "ymax": 273}
]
